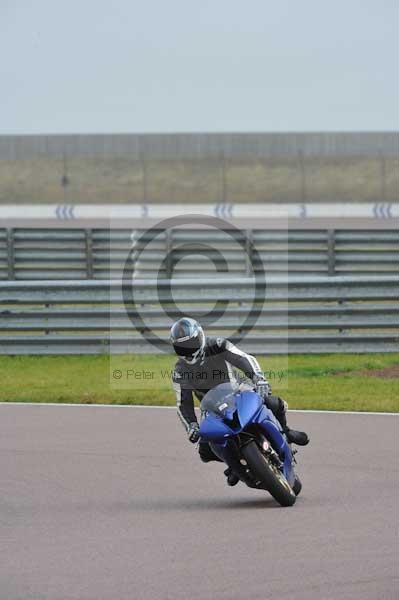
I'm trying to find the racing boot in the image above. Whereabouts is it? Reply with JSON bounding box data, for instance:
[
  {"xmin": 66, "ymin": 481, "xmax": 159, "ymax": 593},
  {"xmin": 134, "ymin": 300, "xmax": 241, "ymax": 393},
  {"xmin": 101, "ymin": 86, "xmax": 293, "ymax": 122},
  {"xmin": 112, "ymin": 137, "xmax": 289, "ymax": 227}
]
[
  {"xmin": 266, "ymin": 396, "xmax": 309, "ymax": 446},
  {"xmin": 285, "ymin": 428, "xmax": 309, "ymax": 446},
  {"xmin": 224, "ymin": 467, "xmax": 240, "ymax": 487}
]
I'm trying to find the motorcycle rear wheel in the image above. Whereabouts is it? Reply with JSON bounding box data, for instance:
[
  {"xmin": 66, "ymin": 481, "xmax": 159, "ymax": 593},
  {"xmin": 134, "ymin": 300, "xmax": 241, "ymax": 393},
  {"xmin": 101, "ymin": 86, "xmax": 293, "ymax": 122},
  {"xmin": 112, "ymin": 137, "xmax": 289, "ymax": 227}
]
[{"xmin": 241, "ymin": 440, "xmax": 296, "ymax": 507}]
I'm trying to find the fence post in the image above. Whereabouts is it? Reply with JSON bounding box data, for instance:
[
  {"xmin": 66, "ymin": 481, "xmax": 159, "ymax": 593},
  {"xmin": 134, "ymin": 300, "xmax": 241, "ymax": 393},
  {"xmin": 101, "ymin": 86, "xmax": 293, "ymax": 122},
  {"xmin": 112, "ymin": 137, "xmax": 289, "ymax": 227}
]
[
  {"xmin": 85, "ymin": 229, "xmax": 93, "ymax": 279},
  {"xmin": 221, "ymin": 151, "xmax": 227, "ymax": 203},
  {"xmin": 298, "ymin": 150, "xmax": 307, "ymax": 203},
  {"xmin": 380, "ymin": 151, "xmax": 386, "ymax": 202},
  {"xmin": 327, "ymin": 229, "xmax": 336, "ymax": 276},
  {"xmin": 141, "ymin": 153, "xmax": 148, "ymax": 203},
  {"xmin": 7, "ymin": 228, "xmax": 15, "ymax": 280}
]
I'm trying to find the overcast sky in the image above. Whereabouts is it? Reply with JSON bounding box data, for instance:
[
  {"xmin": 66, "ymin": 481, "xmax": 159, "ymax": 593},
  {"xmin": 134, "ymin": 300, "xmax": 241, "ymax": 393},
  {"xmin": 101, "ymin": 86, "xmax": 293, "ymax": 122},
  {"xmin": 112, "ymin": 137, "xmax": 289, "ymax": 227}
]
[{"xmin": 1, "ymin": 0, "xmax": 398, "ymax": 134}]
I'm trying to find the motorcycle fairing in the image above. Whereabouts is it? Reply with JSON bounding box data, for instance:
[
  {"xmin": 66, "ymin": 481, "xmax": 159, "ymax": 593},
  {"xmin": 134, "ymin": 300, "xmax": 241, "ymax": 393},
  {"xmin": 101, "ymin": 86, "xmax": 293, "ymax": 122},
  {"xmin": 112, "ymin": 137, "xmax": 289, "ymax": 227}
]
[
  {"xmin": 199, "ymin": 387, "xmax": 295, "ymax": 486},
  {"xmin": 199, "ymin": 388, "xmax": 263, "ymax": 442}
]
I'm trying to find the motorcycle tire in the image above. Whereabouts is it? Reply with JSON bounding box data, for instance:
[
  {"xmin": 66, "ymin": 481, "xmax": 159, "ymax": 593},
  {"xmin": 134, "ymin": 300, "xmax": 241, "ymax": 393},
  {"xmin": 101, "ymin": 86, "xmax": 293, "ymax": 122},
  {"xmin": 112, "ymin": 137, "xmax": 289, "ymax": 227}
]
[
  {"xmin": 293, "ymin": 474, "xmax": 302, "ymax": 496},
  {"xmin": 241, "ymin": 440, "xmax": 296, "ymax": 507}
]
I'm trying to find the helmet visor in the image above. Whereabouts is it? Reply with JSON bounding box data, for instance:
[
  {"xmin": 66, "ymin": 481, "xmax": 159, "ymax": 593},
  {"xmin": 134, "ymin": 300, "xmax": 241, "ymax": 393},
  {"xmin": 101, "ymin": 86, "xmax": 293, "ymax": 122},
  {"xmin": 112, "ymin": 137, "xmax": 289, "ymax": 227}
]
[{"xmin": 173, "ymin": 343, "xmax": 200, "ymax": 360}]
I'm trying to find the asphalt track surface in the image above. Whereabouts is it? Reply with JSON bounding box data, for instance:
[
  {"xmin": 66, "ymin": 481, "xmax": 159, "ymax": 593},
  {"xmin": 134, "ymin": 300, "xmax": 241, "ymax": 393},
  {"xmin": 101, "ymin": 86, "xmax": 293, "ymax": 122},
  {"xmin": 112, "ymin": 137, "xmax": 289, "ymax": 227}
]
[{"xmin": 0, "ymin": 406, "xmax": 398, "ymax": 600}]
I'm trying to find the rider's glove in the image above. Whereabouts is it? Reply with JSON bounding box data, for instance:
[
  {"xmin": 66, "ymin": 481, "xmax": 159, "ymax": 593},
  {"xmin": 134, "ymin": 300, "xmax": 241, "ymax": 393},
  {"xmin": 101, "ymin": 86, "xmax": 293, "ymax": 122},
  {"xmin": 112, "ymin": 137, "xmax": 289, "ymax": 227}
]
[
  {"xmin": 253, "ymin": 375, "xmax": 272, "ymax": 399},
  {"xmin": 187, "ymin": 422, "xmax": 200, "ymax": 443}
]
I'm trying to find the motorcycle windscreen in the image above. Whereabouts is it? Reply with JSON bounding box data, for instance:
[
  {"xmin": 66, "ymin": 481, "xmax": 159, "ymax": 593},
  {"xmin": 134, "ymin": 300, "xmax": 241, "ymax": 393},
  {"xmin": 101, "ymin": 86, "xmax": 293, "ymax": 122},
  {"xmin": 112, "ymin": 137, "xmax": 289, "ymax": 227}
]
[
  {"xmin": 201, "ymin": 383, "xmax": 238, "ymax": 417},
  {"xmin": 199, "ymin": 383, "xmax": 240, "ymax": 441}
]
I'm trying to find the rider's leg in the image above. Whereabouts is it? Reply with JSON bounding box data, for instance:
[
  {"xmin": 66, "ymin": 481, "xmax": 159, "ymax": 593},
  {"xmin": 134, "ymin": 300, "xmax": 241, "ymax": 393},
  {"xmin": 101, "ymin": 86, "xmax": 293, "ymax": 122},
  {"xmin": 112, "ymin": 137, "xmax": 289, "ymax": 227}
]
[
  {"xmin": 198, "ymin": 441, "xmax": 224, "ymax": 463},
  {"xmin": 198, "ymin": 442, "xmax": 240, "ymax": 486},
  {"xmin": 210, "ymin": 441, "xmax": 242, "ymax": 487},
  {"xmin": 198, "ymin": 443, "xmax": 239, "ymax": 486},
  {"xmin": 265, "ymin": 395, "xmax": 309, "ymax": 446}
]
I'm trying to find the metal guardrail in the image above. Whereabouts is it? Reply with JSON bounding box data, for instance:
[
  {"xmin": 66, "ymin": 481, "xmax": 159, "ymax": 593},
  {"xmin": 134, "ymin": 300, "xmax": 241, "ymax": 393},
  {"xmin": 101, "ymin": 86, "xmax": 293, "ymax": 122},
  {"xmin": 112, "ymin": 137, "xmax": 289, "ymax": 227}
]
[
  {"xmin": 1, "ymin": 277, "xmax": 399, "ymax": 354},
  {"xmin": 2, "ymin": 228, "xmax": 399, "ymax": 280}
]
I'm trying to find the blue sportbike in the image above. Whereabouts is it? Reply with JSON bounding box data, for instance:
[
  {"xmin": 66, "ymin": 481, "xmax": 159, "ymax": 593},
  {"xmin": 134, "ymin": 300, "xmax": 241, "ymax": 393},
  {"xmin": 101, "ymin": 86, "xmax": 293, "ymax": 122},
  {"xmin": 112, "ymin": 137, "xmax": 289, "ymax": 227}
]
[{"xmin": 199, "ymin": 382, "xmax": 302, "ymax": 506}]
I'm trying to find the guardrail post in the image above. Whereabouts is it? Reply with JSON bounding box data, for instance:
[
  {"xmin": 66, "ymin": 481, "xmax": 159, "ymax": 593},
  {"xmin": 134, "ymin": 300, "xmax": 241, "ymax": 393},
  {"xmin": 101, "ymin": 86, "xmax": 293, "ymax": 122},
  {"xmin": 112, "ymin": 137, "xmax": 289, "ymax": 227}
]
[
  {"xmin": 327, "ymin": 229, "xmax": 336, "ymax": 276},
  {"xmin": 7, "ymin": 228, "xmax": 15, "ymax": 280},
  {"xmin": 85, "ymin": 229, "xmax": 93, "ymax": 279},
  {"xmin": 245, "ymin": 229, "xmax": 253, "ymax": 276},
  {"xmin": 165, "ymin": 229, "xmax": 173, "ymax": 278}
]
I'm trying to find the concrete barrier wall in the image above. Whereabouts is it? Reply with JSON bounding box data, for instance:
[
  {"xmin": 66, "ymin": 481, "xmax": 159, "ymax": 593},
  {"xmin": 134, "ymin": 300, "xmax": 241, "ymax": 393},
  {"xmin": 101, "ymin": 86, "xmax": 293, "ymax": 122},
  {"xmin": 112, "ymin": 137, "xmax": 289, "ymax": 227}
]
[{"xmin": 2, "ymin": 132, "xmax": 399, "ymax": 159}]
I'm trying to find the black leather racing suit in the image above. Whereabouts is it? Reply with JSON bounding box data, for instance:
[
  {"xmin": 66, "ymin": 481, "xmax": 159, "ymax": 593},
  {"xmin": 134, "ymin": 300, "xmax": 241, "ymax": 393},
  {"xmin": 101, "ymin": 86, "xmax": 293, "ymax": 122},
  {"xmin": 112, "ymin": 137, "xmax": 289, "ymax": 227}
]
[{"xmin": 172, "ymin": 336, "xmax": 285, "ymax": 462}]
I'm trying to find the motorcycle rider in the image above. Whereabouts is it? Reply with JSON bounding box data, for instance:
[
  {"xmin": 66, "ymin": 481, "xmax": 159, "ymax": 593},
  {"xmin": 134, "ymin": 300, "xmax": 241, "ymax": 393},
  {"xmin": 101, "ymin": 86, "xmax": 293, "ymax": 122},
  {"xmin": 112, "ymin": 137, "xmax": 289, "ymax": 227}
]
[{"xmin": 170, "ymin": 317, "xmax": 309, "ymax": 486}]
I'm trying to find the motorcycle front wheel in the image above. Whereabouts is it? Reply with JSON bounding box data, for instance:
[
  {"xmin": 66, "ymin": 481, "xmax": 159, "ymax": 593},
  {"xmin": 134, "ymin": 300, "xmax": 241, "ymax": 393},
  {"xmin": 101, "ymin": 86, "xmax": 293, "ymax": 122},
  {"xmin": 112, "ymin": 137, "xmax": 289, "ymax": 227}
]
[{"xmin": 241, "ymin": 440, "xmax": 296, "ymax": 507}]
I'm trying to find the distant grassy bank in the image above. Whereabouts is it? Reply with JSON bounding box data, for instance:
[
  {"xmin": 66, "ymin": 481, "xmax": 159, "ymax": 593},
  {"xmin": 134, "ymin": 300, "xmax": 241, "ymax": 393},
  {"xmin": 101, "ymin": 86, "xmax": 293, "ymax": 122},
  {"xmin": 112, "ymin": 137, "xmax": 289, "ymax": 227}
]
[
  {"xmin": 1, "ymin": 354, "xmax": 398, "ymax": 412},
  {"xmin": 2, "ymin": 155, "xmax": 398, "ymax": 204}
]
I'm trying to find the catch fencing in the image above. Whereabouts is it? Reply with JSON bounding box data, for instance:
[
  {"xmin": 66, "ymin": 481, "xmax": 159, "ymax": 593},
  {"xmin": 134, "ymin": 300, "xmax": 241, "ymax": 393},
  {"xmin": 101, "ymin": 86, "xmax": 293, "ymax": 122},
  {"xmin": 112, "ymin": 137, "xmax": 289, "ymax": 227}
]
[
  {"xmin": 1, "ymin": 277, "xmax": 398, "ymax": 354},
  {"xmin": 1, "ymin": 228, "xmax": 399, "ymax": 280}
]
